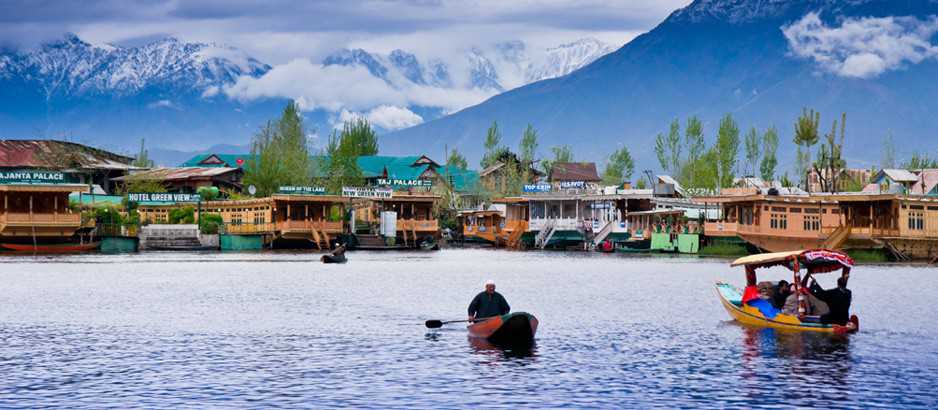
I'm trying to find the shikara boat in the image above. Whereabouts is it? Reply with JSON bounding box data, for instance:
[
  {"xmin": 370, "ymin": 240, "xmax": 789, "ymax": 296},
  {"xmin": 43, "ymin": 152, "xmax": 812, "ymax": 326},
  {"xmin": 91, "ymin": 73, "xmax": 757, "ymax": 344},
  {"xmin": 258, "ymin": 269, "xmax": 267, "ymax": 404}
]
[
  {"xmin": 468, "ymin": 312, "xmax": 538, "ymax": 345},
  {"xmin": 716, "ymin": 249, "xmax": 858, "ymax": 335},
  {"xmin": 1, "ymin": 242, "xmax": 100, "ymax": 253}
]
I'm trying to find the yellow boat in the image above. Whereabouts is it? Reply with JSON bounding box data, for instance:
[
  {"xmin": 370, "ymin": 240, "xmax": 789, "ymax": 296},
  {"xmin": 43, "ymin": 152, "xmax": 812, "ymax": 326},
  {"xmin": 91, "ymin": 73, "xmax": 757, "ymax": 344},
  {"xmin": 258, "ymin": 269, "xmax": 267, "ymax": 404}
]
[{"xmin": 716, "ymin": 249, "xmax": 858, "ymax": 335}]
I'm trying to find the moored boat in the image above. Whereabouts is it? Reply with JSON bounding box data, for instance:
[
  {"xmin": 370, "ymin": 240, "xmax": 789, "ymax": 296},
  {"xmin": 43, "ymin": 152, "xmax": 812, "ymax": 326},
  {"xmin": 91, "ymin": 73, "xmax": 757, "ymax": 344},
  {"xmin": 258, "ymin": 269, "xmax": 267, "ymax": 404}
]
[
  {"xmin": 467, "ymin": 312, "xmax": 538, "ymax": 345},
  {"xmin": 1, "ymin": 242, "xmax": 100, "ymax": 253},
  {"xmin": 716, "ymin": 249, "xmax": 858, "ymax": 334}
]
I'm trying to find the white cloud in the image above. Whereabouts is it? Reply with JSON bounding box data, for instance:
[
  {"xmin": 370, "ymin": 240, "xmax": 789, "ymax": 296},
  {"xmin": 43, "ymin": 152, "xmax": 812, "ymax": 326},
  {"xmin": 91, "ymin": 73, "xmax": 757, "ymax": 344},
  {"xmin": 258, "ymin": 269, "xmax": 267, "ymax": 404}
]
[
  {"xmin": 344, "ymin": 105, "xmax": 424, "ymax": 131},
  {"xmin": 147, "ymin": 99, "xmax": 178, "ymax": 109},
  {"xmin": 782, "ymin": 12, "xmax": 938, "ymax": 79}
]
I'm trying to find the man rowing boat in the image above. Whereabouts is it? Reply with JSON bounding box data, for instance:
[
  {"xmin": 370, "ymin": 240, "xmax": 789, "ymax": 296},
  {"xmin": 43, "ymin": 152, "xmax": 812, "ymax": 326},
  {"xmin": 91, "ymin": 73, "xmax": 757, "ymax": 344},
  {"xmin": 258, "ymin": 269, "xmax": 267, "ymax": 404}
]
[{"xmin": 468, "ymin": 279, "xmax": 510, "ymax": 321}]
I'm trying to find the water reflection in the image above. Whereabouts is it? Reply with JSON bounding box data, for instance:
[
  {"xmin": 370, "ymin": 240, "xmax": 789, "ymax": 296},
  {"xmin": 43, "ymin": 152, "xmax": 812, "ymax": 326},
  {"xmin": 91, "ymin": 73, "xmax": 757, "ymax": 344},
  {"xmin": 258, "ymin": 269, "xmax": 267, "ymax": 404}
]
[
  {"xmin": 739, "ymin": 325, "xmax": 853, "ymax": 390},
  {"xmin": 468, "ymin": 336, "xmax": 538, "ymax": 360}
]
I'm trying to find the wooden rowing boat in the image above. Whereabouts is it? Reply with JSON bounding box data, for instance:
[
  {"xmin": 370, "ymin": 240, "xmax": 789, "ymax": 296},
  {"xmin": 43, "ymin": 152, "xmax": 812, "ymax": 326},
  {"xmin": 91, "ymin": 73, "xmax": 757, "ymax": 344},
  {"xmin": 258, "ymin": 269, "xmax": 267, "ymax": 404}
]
[
  {"xmin": 467, "ymin": 312, "xmax": 538, "ymax": 345},
  {"xmin": 0, "ymin": 242, "xmax": 101, "ymax": 253},
  {"xmin": 716, "ymin": 283, "xmax": 857, "ymax": 334}
]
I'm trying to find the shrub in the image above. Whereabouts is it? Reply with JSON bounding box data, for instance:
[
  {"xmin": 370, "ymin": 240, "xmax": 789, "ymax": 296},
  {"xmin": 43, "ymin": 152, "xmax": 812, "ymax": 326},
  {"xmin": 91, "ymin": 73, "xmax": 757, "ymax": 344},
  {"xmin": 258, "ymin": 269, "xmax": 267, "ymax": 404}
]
[
  {"xmin": 200, "ymin": 213, "xmax": 223, "ymax": 234},
  {"xmin": 169, "ymin": 206, "xmax": 195, "ymax": 224}
]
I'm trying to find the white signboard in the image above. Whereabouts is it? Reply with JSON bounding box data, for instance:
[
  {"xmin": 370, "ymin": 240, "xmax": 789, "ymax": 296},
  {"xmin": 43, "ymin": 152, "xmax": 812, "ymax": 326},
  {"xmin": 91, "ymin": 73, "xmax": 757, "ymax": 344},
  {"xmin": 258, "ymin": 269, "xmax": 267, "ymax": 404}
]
[{"xmin": 342, "ymin": 187, "xmax": 393, "ymax": 199}]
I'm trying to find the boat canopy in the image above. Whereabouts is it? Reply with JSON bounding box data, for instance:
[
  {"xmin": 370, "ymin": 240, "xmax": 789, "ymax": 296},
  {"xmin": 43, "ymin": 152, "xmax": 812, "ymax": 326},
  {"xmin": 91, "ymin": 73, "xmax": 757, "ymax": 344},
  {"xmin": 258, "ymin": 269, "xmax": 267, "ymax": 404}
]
[{"xmin": 731, "ymin": 249, "xmax": 854, "ymax": 274}]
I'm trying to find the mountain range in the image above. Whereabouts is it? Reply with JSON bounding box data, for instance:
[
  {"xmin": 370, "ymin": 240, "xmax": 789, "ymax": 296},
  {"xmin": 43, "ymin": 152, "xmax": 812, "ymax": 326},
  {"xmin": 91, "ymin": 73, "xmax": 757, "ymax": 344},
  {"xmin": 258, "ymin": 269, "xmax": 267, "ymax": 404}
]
[
  {"xmin": 388, "ymin": 0, "xmax": 938, "ymax": 174},
  {"xmin": 0, "ymin": 34, "xmax": 613, "ymax": 164}
]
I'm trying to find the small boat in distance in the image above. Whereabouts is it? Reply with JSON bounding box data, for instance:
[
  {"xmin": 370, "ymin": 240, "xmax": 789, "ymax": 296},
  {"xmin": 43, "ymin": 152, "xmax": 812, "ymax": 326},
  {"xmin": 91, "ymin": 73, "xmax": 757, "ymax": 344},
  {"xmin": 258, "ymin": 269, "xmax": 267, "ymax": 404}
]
[
  {"xmin": 716, "ymin": 249, "xmax": 858, "ymax": 334},
  {"xmin": 468, "ymin": 312, "xmax": 538, "ymax": 346},
  {"xmin": 1, "ymin": 242, "xmax": 100, "ymax": 253}
]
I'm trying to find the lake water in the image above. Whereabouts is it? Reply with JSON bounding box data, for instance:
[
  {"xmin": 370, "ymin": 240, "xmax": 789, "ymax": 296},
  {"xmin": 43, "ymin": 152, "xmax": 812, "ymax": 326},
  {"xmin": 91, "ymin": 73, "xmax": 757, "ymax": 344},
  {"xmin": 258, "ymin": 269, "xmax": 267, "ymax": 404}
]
[{"xmin": 1, "ymin": 249, "xmax": 936, "ymax": 408}]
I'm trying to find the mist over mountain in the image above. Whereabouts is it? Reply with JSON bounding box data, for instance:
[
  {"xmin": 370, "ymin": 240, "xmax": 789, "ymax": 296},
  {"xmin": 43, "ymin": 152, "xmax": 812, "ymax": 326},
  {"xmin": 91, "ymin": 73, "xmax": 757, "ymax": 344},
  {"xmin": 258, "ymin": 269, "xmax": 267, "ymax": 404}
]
[
  {"xmin": 0, "ymin": 33, "xmax": 613, "ymax": 162},
  {"xmin": 387, "ymin": 0, "xmax": 938, "ymax": 174}
]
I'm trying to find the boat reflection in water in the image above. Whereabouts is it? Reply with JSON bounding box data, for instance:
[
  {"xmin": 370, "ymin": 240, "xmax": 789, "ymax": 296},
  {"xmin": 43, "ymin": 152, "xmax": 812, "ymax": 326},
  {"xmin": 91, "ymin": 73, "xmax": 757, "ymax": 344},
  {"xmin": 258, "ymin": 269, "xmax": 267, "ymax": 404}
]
[
  {"xmin": 738, "ymin": 325, "xmax": 852, "ymax": 389},
  {"xmin": 468, "ymin": 336, "xmax": 538, "ymax": 360}
]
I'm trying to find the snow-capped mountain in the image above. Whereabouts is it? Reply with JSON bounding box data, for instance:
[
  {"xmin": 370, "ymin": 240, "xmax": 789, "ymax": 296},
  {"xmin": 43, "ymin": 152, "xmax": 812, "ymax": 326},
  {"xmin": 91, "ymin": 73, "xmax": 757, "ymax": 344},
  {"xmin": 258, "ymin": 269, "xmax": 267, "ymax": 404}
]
[
  {"xmin": 320, "ymin": 38, "xmax": 615, "ymax": 93},
  {"xmin": 0, "ymin": 34, "xmax": 269, "ymax": 98}
]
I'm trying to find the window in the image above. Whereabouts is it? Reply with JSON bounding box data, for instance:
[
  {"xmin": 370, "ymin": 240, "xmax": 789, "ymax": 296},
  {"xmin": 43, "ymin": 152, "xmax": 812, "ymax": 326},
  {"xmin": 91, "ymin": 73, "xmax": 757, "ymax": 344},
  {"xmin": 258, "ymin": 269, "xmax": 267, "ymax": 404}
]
[
  {"xmin": 908, "ymin": 211, "xmax": 925, "ymax": 231},
  {"xmin": 770, "ymin": 213, "xmax": 788, "ymax": 230},
  {"xmin": 531, "ymin": 202, "xmax": 545, "ymax": 219},
  {"xmin": 562, "ymin": 202, "xmax": 576, "ymax": 219},
  {"xmin": 804, "ymin": 215, "xmax": 820, "ymax": 231}
]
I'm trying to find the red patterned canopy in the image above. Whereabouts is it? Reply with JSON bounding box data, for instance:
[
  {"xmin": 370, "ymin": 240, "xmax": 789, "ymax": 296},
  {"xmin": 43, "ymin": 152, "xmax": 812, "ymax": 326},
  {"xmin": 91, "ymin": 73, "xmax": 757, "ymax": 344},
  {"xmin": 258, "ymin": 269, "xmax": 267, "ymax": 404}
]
[{"xmin": 800, "ymin": 249, "xmax": 855, "ymax": 273}]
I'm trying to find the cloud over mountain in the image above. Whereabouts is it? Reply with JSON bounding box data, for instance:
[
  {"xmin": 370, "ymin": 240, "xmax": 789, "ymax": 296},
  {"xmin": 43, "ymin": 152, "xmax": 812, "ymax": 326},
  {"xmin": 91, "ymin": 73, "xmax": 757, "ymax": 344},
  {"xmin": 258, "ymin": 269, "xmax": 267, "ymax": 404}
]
[{"xmin": 783, "ymin": 12, "xmax": 938, "ymax": 78}]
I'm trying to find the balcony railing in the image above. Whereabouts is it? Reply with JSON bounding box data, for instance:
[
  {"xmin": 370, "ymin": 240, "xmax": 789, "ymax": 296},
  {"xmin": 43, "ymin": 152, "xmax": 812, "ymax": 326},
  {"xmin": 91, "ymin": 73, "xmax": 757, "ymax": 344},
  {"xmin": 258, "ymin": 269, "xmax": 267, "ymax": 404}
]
[
  {"xmin": 277, "ymin": 220, "xmax": 343, "ymax": 233},
  {"xmin": 0, "ymin": 212, "xmax": 81, "ymax": 226},
  {"xmin": 398, "ymin": 219, "xmax": 439, "ymax": 232},
  {"xmin": 223, "ymin": 223, "xmax": 276, "ymax": 235}
]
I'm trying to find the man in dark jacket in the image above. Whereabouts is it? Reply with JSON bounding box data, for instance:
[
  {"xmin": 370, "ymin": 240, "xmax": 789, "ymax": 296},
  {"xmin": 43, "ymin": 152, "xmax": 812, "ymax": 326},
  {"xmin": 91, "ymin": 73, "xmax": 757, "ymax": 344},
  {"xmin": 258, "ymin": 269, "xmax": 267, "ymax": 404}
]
[
  {"xmin": 809, "ymin": 276, "xmax": 852, "ymax": 325},
  {"xmin": 468, "ymin": 280, "xmax": 510, "ymax": 321}
]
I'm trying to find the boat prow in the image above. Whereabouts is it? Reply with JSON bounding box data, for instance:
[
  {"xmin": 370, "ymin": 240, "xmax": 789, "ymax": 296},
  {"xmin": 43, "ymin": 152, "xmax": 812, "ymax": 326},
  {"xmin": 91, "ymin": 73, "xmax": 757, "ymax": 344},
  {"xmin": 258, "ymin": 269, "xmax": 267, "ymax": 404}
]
[
  {"xmin": 716, "ymin": 283, "xmax": 858, "ymax": 334},
  {"xmin": 468, "ymin": 312, "xmax": 538, "ymax": 346}
]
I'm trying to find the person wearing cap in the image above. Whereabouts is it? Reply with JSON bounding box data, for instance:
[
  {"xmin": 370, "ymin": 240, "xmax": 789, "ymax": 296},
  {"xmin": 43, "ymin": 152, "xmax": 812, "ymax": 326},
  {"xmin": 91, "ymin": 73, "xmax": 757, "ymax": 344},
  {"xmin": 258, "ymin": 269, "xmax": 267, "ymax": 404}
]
[{"xmin": 467, "ymin": 280, "xmax": 510, "ymax": 321}]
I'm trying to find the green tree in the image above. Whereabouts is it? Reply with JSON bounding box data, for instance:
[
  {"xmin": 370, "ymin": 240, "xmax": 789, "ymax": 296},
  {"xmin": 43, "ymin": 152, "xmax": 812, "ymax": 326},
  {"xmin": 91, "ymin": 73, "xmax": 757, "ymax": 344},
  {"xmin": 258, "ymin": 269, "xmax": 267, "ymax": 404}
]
[
  {"xmin": 743, "ymin": 127, "xmax": 760, "ymax": 177},
  {"xmin": 654, "ymin": 119, "xmax": 682, "ymax": 175},
  {"xmin": 602, "ymin": 146, "xmax": 635, "ymax": 185},
  {"xmin": 541, "ymin": 145, "xmax": 574, "ymax": 175},
  {"xmin": 321, "ymin": 125, "xmax": 367, "ymax": 194},
  {"xmin": 902, "ymin": 152, "xmax": 938, "ymax": 170},
  {"xmin": 793, "ymin": 108, "xmax": 821, "ymax": 189},
  {"xmin": 715, "ymin": 113, "xmax": 740, "ymax": 188},
  {"xmin": 446, "ymin": 148, "xmax": 468, "ymax": 170},
  {"xmin": 519, "ymin": 124, "xmax": 539, "ymax": 165},
  {"xmin": 683, "ymin": 117, "xmax": 705, "ymax": 187},
  {"xmin": 813, "ymin": 112, "xmax": 847, "ymax": 192},
  {"xmin": 338, "ymin": 117, "xmax": 379, "ymax": 156},
  {"xmin": 243, "ymin": 101, "xmax": 314, "ymax": 197},
  {"xmin": 881, "ymin": 134, "xmax": 896, "ymax": 169},
  {"xmin": 760, "ymin": 126, "xmax": 779, "ymax": 181},
  {"xmin": 132, "ymin": 138, "xmax": 153, "ymax": 168},
  {"xmin": 480, "ymin": 121, "xmax": 503, "ymax": 169},
  {"xmin": 119, "ymin": 174, "xmax": 167, "ymax": 195}
]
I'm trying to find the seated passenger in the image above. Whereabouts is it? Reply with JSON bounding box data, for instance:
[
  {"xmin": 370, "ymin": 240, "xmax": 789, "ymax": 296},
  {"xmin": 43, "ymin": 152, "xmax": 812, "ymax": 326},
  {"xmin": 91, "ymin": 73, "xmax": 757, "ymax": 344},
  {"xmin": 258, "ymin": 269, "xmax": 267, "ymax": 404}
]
[
  {"xmin": 781, "ymin": 284, "xmax": 800, "ymax": 315},
  {"xmin": 773, "ymin": 280, "xmax": 791, "ymax": 309},
  {"xmin": 809, "ymin": 277, "xmax": 852, "ymax": 325}
]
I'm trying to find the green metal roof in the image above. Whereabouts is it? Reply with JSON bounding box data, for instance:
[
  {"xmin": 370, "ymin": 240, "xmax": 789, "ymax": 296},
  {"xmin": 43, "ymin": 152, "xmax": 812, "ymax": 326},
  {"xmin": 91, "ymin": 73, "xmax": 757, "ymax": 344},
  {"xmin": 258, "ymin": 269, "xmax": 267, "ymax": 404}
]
[
  {"xmin": 180, "ymin": 154, "xmax": 252, "ymax": 168},
  {"xmin": 439, "ymin": 166, "xmax": 480, "ymax": 192}
]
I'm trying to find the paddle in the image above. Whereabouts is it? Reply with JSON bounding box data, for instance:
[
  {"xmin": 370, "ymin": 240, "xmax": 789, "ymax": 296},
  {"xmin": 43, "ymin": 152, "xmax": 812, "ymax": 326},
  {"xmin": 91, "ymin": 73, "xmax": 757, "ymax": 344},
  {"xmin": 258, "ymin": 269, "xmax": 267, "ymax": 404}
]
[{"xmin": 425, "ymin": 317, "xmax": 490, "ymax": 328}]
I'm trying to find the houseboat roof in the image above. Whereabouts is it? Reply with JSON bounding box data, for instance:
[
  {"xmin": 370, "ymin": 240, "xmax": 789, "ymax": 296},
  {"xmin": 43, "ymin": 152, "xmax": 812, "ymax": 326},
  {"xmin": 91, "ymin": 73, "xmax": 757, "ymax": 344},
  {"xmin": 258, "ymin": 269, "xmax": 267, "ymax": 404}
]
[
  {"xmin": 627, "ymin": 209, "xmax": 686, "ymax": 216},
  {"xmin": 492, "ymin": 197, "xmax": 528, "ymax": 204},
  {"xmin": 457, "ymin": 209, "xmax": 502, "ymax": 217},
  {"xmin": 112, "ymin": 167, "xmax": 241, "ymax": 182},
  {"xmin": 548, "ymin": 162, "xmax": 601, "ymax": 182},
  {"xmin": 0, "ymin": 184, "xmax": 89, "ymax": 192},
  {"xmin": 180, "ymin": 153, "xmax": 252, "ymax": 168},
  {"xmin": 0, "ymin": 139, "xmax": 135, "ymax": 171},
  {"xmin": 875, "ymin": 168, "xmax": 919, "ymax": 183}
]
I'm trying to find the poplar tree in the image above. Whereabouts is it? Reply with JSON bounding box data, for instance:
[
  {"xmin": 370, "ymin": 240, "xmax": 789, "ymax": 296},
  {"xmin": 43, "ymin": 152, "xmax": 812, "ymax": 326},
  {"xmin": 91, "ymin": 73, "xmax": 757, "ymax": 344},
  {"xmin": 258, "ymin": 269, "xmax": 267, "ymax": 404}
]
[
  {"xmin": 602, "ymin": 146, "xmax": 635, "ymax": 185},
  {"xmin": 743, "ymin": 127, "xmax": 760, "ymax": 177},
  {"xmin": 715, "ymin": 114, "xmax": 740, "ymax": 188},
  {"xmin": 760, "ymin": 126, "xmax": 779, "ymax": 182},
  {"xmin": 480, "ymin": 121, "xmax": 503, "ymax": 169},
  {"xmin": 244, "ymin": 101, "xmax": 314, "ymax": 196},
  {"xmin": 793, "ymin": 108, "xmax": 820, "ymax": 189}
]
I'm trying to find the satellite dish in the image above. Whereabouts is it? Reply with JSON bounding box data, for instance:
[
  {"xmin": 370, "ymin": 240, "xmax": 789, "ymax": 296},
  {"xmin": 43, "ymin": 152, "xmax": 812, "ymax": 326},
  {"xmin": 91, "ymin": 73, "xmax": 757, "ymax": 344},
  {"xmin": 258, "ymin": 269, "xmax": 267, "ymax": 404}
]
[{"xmin": 248, "ymin": 185, "xmax": 257, "ymax": 195}]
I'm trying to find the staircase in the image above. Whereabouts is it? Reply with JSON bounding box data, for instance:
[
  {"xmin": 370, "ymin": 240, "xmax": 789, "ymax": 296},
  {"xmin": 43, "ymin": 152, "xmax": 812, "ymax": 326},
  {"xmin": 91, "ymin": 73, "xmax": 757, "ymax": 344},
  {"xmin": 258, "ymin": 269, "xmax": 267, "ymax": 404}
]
[
  {"xmin": 355, "ymin": 234, "xmax": 388, "ymax": 248},
  {"xmin": 822, "ymin": 225, "xmax": 851, "ymax": 250},
  {"xmin": 535, "ymin": 221, "xmax": 557, "ymax": 250},
  {"xmin": 139, "ymin": 224, "xmax": 214, "ymax": 250},
  {"xmin": 506, "ymin": 228, "xmax": 525, "ymax": 249},
  {"xmin": 591, "ymin": 221, "xmax": 615, "ymax": 246}
]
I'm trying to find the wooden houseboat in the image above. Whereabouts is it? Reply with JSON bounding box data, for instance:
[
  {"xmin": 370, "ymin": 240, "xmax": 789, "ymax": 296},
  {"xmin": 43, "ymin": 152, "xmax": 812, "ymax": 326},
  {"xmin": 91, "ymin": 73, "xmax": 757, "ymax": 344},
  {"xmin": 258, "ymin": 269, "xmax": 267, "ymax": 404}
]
[
  {"xmin": 0, "ymin": 179, "xmax": 91, "ymax": 252},
  {"xmin": 458, "ymin": 198, "xmax": 530, "ymax": 248},
  {"xmin": 351, "ymin": 192, "xmax": 441, "ymax": 249},
  {"xmin": 697, "ymin": 192, "xmax": 938, "ymax": 260}
]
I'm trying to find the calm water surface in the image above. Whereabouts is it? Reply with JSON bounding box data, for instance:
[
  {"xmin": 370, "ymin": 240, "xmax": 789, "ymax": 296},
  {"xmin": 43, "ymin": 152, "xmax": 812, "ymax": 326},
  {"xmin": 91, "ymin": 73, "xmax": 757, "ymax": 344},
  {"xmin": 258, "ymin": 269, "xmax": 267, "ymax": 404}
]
[{"xmin": 1, "ymin": 249, "xmax": 936, "ymax": 408}]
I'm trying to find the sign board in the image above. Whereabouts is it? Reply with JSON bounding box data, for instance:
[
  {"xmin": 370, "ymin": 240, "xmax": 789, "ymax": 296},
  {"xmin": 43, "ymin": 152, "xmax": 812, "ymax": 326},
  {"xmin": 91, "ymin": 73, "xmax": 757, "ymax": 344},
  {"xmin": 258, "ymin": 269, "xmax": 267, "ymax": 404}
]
[
  {"xmin": 0, "ymin": 170, "xmax": 78, "ymax": 185},
  {"xmin": 342, "ymin": 186, "xmax": 393, "ymax": 199},
  {"xmin": 127, "ymin": 192, "xmax": 202, "ymax": 203},
  {"xmin": 278, "ymin": 186, "xmax": 326, "ymax": 195},
  {"xmin": 559, "ymin": 180, "xmax": 586, "ymax": 189},
  {"xmin": 523, "ymin": 183, "xmax": 552, "ymax": 193},
  {"xmin": 376, "ymin": 178, "xmax": 432, "ymax": 188},
  {"xmin": 590, "ymin": 202, "xmax": 612, "ymax": 209}
]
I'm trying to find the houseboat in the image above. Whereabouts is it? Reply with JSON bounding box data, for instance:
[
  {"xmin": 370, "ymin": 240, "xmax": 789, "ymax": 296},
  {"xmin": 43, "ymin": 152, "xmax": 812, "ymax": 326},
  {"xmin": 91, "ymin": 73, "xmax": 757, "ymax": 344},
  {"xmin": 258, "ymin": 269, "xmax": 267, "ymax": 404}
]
[
  {"xmin": 697, "ymin": 192, "xmax": 938, "ymax": 260},
  {"xmin": 0, "ymin": 173, "xmax": 92, "ymax": 252},
  {"xmin": 458, "ymin": 198, "xmax": 530, "ymax": 248},
  {"xmin": 350, "ymin": 191, "xmax": 441, "ymax": 250}
]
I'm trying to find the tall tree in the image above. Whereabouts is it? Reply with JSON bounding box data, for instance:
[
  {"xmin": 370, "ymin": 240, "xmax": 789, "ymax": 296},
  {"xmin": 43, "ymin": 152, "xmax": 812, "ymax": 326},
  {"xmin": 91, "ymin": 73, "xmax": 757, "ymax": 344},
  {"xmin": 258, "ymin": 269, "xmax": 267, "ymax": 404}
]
[
  {"xmin": 132, "ymin": 138, "xmax": 153, "ymax": 168},
  {"xmin": 902, "ymin": 152, "xmax": 938, "ymax": 170},
  {"xmin": 760, "ymin": 126, "xmax": 779, "ymax": 182},
  {"xmin": 715, "ymin": 114, "xmax": 740, "ymax": 188},
  {"xmin": 480, "ymin": 121, "xmax": 503, "ymax": 169},
  {"xmin": 813, "ymin": 112, "xmax": 847, "ymax": 193},
  {"xmin": 446, "ymin": 148, "xmax": 468, "ymax": 170},
  {"xmin": 602, "ymin": 146, "xmax": 635, "ymax": 185},
  {"xmin": 243, "ymin": 102, "xmax": 313, "ymax": 196},
  {"xmin": 743, "ymin": 127, "xmax": 760, "ymax": 177},
  {"xmin": 337, "ymin": 117, "xmax": 379, "ymax": 156},
  {"xmin": 881, "ymin": 134, "xmax": 896, "ymax": 169},
  {"xmin": 654, "ymin": 119, "xmax": 682, "ymax": 175},
  {"xmin": 683, "ymin": 116, "xmax": 705, "ymax": 187},
  {"xmin": 793, "ymin": 108, "xmax": 821, "ymax": 189},
  {"xmin": 519, "ymin": 124, "xmax": 539, "ymax": 165},
  {"xmin": 321, "ymin": 127, "xmax": 366, "ymax": 194},
  {"xmin": 541, "ymin": 145, "xmax": 574, "ymax": 175}
]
